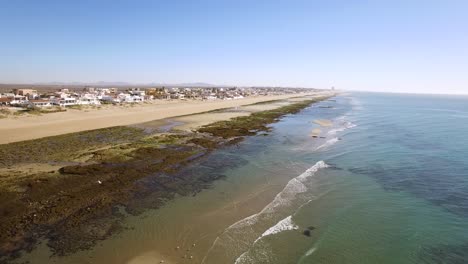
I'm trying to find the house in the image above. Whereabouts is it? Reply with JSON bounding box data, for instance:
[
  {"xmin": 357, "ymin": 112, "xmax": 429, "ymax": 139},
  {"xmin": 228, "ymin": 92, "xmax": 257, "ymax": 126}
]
[
  {"xmin": 117, "ymin": 93, "xmax": 144, "ymax": 103},
  {"xmin": 29, "ymin": 99, "xmax": 52, "ymax": 108},
  {"xmin": 100, "ymin": 95, "xmax": 121, "ymax": 104},
  {"xmin": 78, "ymin": 94, "xmax": 101, "ymax": 105},
  {"xmin": 52, "ymin": 97, "xmax": 78, "ymax": 107},
  {"xmin": 10, "ymin": 95, "xmax": 28, "ymax": 106},
  {"xmin": 203, "ymin": 95, "xmax": 217, "ymax": 100},
  {"xmin": 127, "ymin": 88, "xmax": 145, "ymax": 97},
  {"xmin": 170, "ymin": 93, "xmax": 185, "ymax": 99},
  {"xmin": 83, "ymin": 87, "xmax": 95, "ymax": 93},
  {"xmin": 2, "ymin": 93, "xmax": 15, "ymax": 98},
  {"xmin": 0, "ymin": 97, "xmax": 12, "ymax": 106},
  {"xmin": 16, "ymin": 89, "xmax": 38, "ymax": 96}
]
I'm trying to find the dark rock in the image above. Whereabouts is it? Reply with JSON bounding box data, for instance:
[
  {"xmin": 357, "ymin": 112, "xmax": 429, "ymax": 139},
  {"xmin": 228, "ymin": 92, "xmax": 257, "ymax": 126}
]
[{"xmin": 303, "ymin": 230, "xmax": 312, "ymax": 237}]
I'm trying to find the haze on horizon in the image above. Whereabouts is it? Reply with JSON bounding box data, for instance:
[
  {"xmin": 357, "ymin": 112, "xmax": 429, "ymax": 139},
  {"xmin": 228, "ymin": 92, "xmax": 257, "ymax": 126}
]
[{"xmin": 1, "ymin": 0, "xmax": 467, "ymax": 95}]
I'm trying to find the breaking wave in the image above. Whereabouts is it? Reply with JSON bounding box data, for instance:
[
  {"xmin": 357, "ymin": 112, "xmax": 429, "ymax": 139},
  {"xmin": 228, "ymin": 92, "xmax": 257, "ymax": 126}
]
[
  {"xmin": 315, "ymin": 137, "xmax": 339, "ymax": 151},
  {"xmin": 328, "ymin": 121, "xmax": 356, "ymax": 135},
  {"xmin": 202, "ymin": 161, "xmax": 328, "ymax": 264},
  {"xmin": 234, "ymin": 215, "xmax": 299, "ymax": 264},
  {"xmin": 254, "ymin": 215, "xmax": 298, "ymax": 243},
  {"xmin": 230, "ymin": 161, "xmax": 328, "ymax": 229}
]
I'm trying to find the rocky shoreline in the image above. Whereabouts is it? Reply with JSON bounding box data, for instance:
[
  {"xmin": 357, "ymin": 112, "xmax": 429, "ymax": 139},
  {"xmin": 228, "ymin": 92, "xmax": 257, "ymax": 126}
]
[{"xmin": 0, "ymin": 95, "xmax": 332, "ymax": 263}]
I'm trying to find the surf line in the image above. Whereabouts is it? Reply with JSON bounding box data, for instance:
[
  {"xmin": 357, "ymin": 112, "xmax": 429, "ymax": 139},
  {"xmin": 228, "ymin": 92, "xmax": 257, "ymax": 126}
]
[{"xmin": 201, "ymin": 161, "xmax": 329, "ymax": 264}]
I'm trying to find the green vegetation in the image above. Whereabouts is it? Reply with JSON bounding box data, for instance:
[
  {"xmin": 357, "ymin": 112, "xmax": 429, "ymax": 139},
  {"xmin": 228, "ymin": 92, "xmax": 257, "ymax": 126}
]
[
  {"xmin": 246, "ymin": 99, "xmax": 283, "ymax": 105},
  {"xmin": 0, "ymin": 126, "xmax": 147, "ymax": 167},
  {"xmin": 0, "ymin": 107, "xmax": 66, "ymax": 117},
  {"xmin": 0, "ymin": 109, "xmax": 11, "ymax": 115},
  {"xmin": 198, "ymin": 98, "xmax": 320, "ymax": 138}
]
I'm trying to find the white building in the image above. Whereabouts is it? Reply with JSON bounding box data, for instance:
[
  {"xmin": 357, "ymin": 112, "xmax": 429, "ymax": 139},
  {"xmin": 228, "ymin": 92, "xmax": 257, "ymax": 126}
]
[
  {"xmin": 52, "ymin": 97, "xmax": 78, "ymax": 107},
  {"xmin": 78, "ymin": 94, "xmax": 101, "ymax": 105},
  {"xmin": 100, "ymin": 95, "xmax": 121, "ymax": 103},
  {"xmin": 117, "ymin": 93, "xmax": 144, "ymax": 103},
  {"xmin": 29, "ymin": 99, "xmax": 52, "ymax": 108},
  {"xmin": 10, "ymin": 95, "xmax": 28, "ymax": 106}
]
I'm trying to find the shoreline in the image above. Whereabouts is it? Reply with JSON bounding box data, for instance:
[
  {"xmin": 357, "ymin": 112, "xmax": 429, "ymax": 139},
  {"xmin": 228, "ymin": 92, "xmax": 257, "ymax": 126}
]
[
  {"xmin": 0, "ymin": 93, "xmax": 334, "ymax": 262},
  {"xmin": 0, "ymin": 93, "xmax": 332, "ymax": 144}
]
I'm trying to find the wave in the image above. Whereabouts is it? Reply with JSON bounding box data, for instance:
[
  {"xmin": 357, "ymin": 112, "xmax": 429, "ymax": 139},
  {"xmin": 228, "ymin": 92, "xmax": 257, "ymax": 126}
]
[
  {"xmin": 315, "ymin": 137, "xmax": 339, "ymax": 151},
  {"xmin": 234, "ymin": 252, "xmax": 250, "ymax": 264},
  {"xmin": 328, "ymin": 121, "xmax": 356, "ymax": 135},
  {"xmin": 254, "ymin": 215, "xmax": 298, "ymax": 243},
  {"xmin": 201, "ymin": 161, "xmax": 329, "ymax": 264},
  {"xmin": 297, "ymin": 246, "xmax": 318, "ymax": 263},
  {"xmin": 226, "ymin": 161, "xmax": 328, "ymax": 230},
  {"xmin": 235, "ymin": 216, "xmax": 299, "ymax": 263},
  {"xmin": 304, "ymin": 246, "xmax": 317, "ymax": 257}
]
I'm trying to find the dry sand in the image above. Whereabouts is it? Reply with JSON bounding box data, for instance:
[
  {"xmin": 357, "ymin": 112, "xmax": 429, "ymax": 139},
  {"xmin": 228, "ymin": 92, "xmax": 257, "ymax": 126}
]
[{"xmin": 0, "ymin": 93, "xmax": 328, "ymax": 144}]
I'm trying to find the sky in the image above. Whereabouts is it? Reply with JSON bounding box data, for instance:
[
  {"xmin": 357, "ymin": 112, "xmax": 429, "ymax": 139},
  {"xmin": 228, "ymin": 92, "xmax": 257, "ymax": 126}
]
[{"xmin": 1, "ymin": 0, "xmax": 468, "ymax": 94}]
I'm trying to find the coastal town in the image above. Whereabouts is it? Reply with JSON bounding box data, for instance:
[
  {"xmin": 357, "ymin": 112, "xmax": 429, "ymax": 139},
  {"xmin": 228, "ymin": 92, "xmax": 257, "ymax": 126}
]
[{"xmin": 0, "ymin": 86, "xmax": 317, "ymax": 110}]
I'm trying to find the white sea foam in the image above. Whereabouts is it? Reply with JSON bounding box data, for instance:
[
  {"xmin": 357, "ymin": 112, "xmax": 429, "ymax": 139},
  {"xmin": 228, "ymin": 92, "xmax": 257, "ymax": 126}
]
[
  {"xmin": 202, "ymin": 161, "xmax": 329, "ymax": 264},
  {"xmin": 254, "ymin": 215, "xmax": 298, "ymax": 243},
  {"xmin": 234, "ymin": 251, "xmax": 250, "ymax": 264},
  {"xmin": 315, "ymin": 137, "xmax": 339, "ymax": 151},
  {"xmin": 328, "ymin": 121, "xmax": 357, "ymax": 135},
  {"xmin": 304, "ymin": 246, "xmax": 317, "ymax": 256},
  {"xmin": 226, "ymin": 161, "xmax": 328, "ymax": 230}
]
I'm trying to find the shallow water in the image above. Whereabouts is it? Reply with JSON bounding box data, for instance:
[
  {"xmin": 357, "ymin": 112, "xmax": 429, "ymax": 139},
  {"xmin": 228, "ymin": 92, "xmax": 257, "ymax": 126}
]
[{"xmin": 19, "ymin": 92, "xmax": 468, "ymax": 264}]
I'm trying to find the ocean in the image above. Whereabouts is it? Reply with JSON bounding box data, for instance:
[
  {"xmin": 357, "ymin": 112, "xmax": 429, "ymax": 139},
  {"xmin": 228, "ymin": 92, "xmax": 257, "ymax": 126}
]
[{"xmin": 20, "ymin": 92, "xmax": 468, "ymax": 264}]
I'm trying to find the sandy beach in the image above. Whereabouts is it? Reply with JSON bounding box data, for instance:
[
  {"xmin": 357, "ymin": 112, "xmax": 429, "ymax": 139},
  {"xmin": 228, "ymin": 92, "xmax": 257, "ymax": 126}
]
[{"xmin": 0, "ymin": 93, "xmax": 332, "ymax": 144}]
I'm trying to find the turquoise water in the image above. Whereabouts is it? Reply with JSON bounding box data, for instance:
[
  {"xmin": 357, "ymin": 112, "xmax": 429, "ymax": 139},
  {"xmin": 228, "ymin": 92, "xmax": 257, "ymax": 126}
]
[
  {"xmin": 224, "ymin": 92, "xmax": 468, "ymax": 264},
  {"xmin": 18, "ymin": 93, "xmax": 468, "ymax": 264}
]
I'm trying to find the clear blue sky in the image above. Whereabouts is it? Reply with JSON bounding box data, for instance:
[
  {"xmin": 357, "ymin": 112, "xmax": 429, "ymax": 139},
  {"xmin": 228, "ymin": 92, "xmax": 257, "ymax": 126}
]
[{"xmin": 1, "ymin": 0, "xmax": 467, "ymax": 94}]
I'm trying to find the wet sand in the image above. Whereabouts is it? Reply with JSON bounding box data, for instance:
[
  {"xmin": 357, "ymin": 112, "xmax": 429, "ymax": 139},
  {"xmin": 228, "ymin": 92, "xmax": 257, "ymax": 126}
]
[
  {"xmin": 0, "ymin": 93, "xmax": 330, "ymax": 144},
  {"xmin": 127, "ymin": 250, "xmax": 175, "ymax": 264},
  {"xmin": 313, "ymin": 119, "xmax": 333, "ymax": 127},
  {"xmin": 310, "ymin": 128, "xmax": 322, "ymax": 137}
]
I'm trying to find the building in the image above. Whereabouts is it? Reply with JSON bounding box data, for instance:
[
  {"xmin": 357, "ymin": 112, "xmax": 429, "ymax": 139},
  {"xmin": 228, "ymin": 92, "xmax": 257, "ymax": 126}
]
[
  {"xmin": 117, "ymin": 93, "xmax": 144, "ymax": 103},
  {"xmin": 127, "ymin": 88, "xmax": 145, "ymax": 97},
  {"xmin": 78, "ymin": 94, "xmax": 101, "ymax": 105},
  {"xmin": 29, "ymin": 99, "xmax": 52, "ymax": 108},
  {"xmin": 0, "ymin": 98, "xmax": 12, "ymax": 106},
  {"xmin": 52, "ymin": 97, "xmax": 78, "ymax": 107},
  {"xmin": 10, "ymin": 95, "xmax": 28, "ymax": 106},
  {"xmin": 15, "ymin": 89, "xmax": 38, "ymax": 99},
  {"xmin": 83, "ymin": 87, "xmax": 95, "ymax": 93}
]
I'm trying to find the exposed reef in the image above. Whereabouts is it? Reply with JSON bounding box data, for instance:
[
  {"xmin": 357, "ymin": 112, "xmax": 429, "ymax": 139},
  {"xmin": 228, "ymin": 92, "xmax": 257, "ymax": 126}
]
[{"xmin": 0, "ymin": 96, "xmax": 331, "ymax": 263}]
